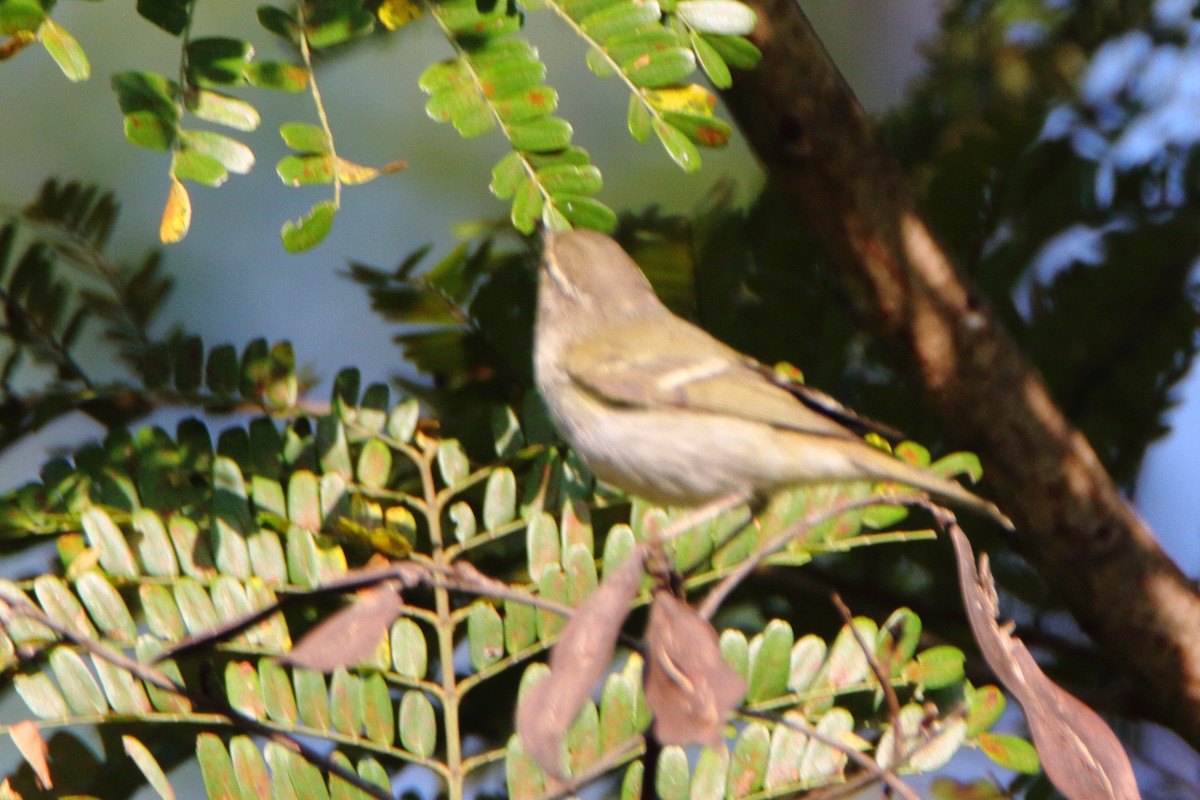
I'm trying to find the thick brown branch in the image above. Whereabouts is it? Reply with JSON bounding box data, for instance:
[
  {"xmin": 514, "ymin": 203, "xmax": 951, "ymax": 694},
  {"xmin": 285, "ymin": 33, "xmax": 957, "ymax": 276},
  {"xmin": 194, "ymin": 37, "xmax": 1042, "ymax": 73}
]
[{"xmin": 720, "ymin": 0, "xmax": 1200, "ymax": 750}]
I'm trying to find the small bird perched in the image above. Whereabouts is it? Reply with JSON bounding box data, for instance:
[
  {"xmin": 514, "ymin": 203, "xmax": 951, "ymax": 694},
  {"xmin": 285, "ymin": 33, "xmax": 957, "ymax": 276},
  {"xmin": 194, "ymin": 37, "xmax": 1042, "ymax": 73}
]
[{"xmin": 534, "ymin": 229, "xmax": 1012, "ymax": 529}]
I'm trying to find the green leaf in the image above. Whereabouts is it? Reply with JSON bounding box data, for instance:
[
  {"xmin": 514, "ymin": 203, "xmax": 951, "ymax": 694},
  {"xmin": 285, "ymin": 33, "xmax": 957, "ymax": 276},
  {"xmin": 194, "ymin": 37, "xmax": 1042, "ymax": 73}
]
[
  {"xmin": 468, "ymin": 602, "xmax": 505, "ymax": 670},
  {"xmin": 173, "ymin": 149, "xmax": 228, "ymax": 187},
  {"xmin": 0, "ymin": 0, "xmax": 45, "ymax": 32},
  {"xmin": 137, "ymin": 0, "xmax": 190, "ymax": 35},
  {"xmin": 123, "ymin": 736, "xmax": 176, "ymax": 800},
  {"xmin": 76, "ymin": 571, "xmax": 137, "ymax": 643},
  {"xmin": 361, "ymin": 673, "xmax": 395, "ymax": 746},
  {"xmin": 965, "ymin": 684, "xmax": 1006, "ymax": 737},
  {"xmin": 728, "ymin": 722, "xmax": 770, "ymax": 796},
  {"xmin": 399, "ymin": 690, "xmax": 437, "ymax": 756},
  {"xmin": 908, "ymin": 644, "xmax": 966, "ymax": 689},
  {"xmin": 179, "ymin": 129, "xmax": 255, "ymax": 174},
  {"xmin": 303, "ymin": 6, "xmax": 375, "ymax": 48},
  {"xmin": 257, "ymin": 5, "xmax": 299, "ymax": 41},
  {"xmin": 50, "ymin": 647, "xmax": 107, "ymax": 716},
  {"xmin": 701, "ymin": 32, "xmax": 760, "ymax": 69},
  {"xmin": 652, "ymin": 119, "xmax": 701, "ymax": 171},
  {"xmin": 39, "ymin": 19, "xmax": 90, "ymax": 82},
  {"xmin": 187, "ymin": 36, "xmax": 252, "ymax": 86},
  {"xmin": 82, "ymin": 505, "xmax": 138, "ymax": 578},
  {"xmin": 483, "ymin": 467, "xmax": 517, "ymax": 528},
  {"xmin": 542, "ymin": 203, "xmax": 571, "ymax": 231},
  {"xmin": 689, "ymin": 30, "xmax": 731, "ymax": 88},
  {"xmin": 788, "ymin": 634, "xmax": 826, "ymax": 692},
  {"xmin": 418, "ymin": 59, "xmax": 470, "ymax": 93},
  {"xmin": 124, "ymin": 110, "xmax": 176, "ymax": 151},
  {"xmin": 628, "ymin": 95, "xmax": 652, "ymax": 142},
  {"xmin": 281, "ymin": 200, "xmax": 336, "ymax": 252},
  {"xmin": 656, "ymin": 746, "xmax": 690, "ymax": 800},
  {"xmin": 581, "ymin": 0, "xmax": 662, "ymax": 43},
  {"xmin": 978, "ymin": 732, "xmax": 1041, "ymax": 774},
  {"xmin": 675, "ymin": 0, "xmax": 756, "ymax": 34},
  {"xmin": 437, "ymin": 438, "xmax": 470, "ymax": 486},
  {"xmin": 14, "ymin": 672, "xmax": 68, "ymax": 719},
  {"xmin": 112, "ymin": 71, "xmax": 178, "ymax": 116},
  {"xmin": 661, "ymin": 110, "xmax": 731, "ymax": 147},
  {"xmin": 280, "ymin": 121, "xmax": 331, "ymax": 153},
  {"xmin": 490, "ymin": 151, "xmax": 526, "ymax": 200},
  {"xmin": 511, "ymin": 177, "xmax": 544, "ymax": 234},
  {"xmin": 536, "ymin": 164, "xmax": 602, "ymax": 195},
  {"xmin": 555, "ymin": 194, "xmax": 617, "ymax": 231},
  {"xmin": 189, "ymin": 90, "xmax": 261, "ymax": 131},
  {"xmin": 230, "ymin": 736, "xmax": 271, "ymax": 799},
  {"xmin": 748, "ymin": 619, "xmax": 793, "ymax": 702},
  {"xmin": 391, "ymin": 618, "xmax": 428, "ymax": 678},
  {"xmin": 244, "ymin": 60, "xmax": 309, "ymax": 91},
  {"xmin": 197, "ymin": 733, "xmax": 240, "ymax": 800},
  {"xmin": 622, "ymin": 47, "xmax": 696, "ymax": 88},
  {"xmin": 493, "ymin": 86, "xmax": 560, "ymax": 124},
  {"xmin": 508, "ymin": 117, "xmax": 573, "ymax": 152}
]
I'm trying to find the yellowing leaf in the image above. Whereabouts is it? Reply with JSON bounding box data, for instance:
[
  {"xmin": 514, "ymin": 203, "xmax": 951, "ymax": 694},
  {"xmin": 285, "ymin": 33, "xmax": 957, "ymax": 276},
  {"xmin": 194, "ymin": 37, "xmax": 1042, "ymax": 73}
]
[
  {"xmin": 38, "ymin": 18, "xmax": 89, "ymax": 81},
  {"xmin": 160, "ymin": 177, "xmax": 191, "ymax": 244},
  {"xmin": 336, "ymin": 158, "xmax": 380, "ymax": 185},
  {"xmin": 378, "ymin": 0, "xmax": 423, "ymax": 29},
  {"xmin": 645, "ymin": 83, "xmax": 716, "ymax": 116}
]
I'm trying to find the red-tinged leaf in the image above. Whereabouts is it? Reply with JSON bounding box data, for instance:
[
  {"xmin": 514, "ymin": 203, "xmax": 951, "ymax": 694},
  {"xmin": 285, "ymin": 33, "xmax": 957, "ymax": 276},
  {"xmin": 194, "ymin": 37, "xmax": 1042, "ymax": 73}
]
[
  {"xmin": 493, "ymin": 86, "xmax": 559, "ymax": 124},
  {"xmin": 510, "ymin": 177, "xmax": 544, "ymax": 234},
  {"xmin": 516, "ymin": 552, "xmax": 643, "ymax": 777},
  {"xmin": 277, "ymin": 154, "xmax": 335, "ymax": 186},
  {"xmin": 978, "ymin": 732, "xmax": 1041, "ymax": 774},
  {"xmin": 689, "ymin": 29, "xmax": 730, "ymax": 88},
  {"xmin": 124, "ymin": 110, "xmax": 176, "ymax": 151},
  {"xmin": 490, "ymin": 151, "xmax": 526, "ymax": 200},
  {"xmin": 282, "ymin": 583, "xmax": 404, "ymax": 672},
  {"xmin": 628, "ymin": 95, "xmax": 652, "ymax": 142},
  {"xmin": 661, "ymin": 110, "xmax": 731, "ymax": 146},
  {"xmin": 476, "ymin": 59, "xmax": 546, "ymax": 98},
  {"xmin": 160, "ymin": 177, "xmax": 191, "ymax": 244},
  {"xmin": 675, "ymin": 0, "xmax": 756, "ymax": 35},
  {"xmin": 10, "ymin": 720, "xmax": 50, "ymax": 789},
  {"xmin": 336, "ymin": 158, "xmax": 380, "ymax": 185},
  {"xmin": 652, "ymin": 119, "xmax": 701, "ymax": 171},
  {"xmin": 197, "ymin": 733, "xmax": 239, "ymax": 799},
  {"xmin": 623, "ymin": 46, "xmax": 696, "ymax": 88},
  {"xmin": 244, "ymin": 60, "xmax": 308, "ymax": 91},
  {"xmin": 279, "ymin": 121, "xmax": 330, "ymax": 153},
  {"xmin": 644, "ymin": 591, "xmax": 746, "ymax": 747},
  {"xmin": 173, "ymin": 149, "xmax": 228, "ymax": 187},
  {"xmin": 38, "ymin": 19, "xmax": 89, "ymax": 82},
  {"xmin": 554, "ymin": 194, "xmax": 617, "ymax": 232},
  {"xmin": 281, "ymin": 200, "xmax": 335, "ymax": 252},
  {"xmin": 509, "ymin": 116, "xmax": 573, "ymax": 152},
  {"xmin": 179, "ymin": 129, "xmax": 254, "ymax": 174},
  {"xmin": 189, "ymin": 90, "xmax": 260, "ymax": 131}
]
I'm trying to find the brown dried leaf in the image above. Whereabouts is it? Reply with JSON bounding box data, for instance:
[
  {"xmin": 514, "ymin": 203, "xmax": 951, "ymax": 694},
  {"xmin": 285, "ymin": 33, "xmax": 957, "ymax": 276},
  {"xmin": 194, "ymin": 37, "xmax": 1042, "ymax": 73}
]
[
  {"xmin": 516, "ymin": 552, "xmax": 643, "ymax": 777},
  {"xmin": 949, "ymin": 527, "xmax": 1140, "ymax": 800},
  {"xmin": 10, "ymin": 720, "xmax": 50, "ymax": 789},
  {"xmin": 282, "ymin": 582, "xmax": 404, "ymax": 672},
  {"xmin": 644, "ymin": 590, "xmax": 746, "ymax": 748}
]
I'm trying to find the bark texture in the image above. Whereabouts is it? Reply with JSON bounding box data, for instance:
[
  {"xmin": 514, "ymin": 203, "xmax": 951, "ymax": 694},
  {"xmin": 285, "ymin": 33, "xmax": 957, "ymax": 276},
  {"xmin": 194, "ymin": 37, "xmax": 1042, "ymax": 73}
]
[{"xmin": 720, "ymin": 0, "xmax": 1200, "ymax": 749}]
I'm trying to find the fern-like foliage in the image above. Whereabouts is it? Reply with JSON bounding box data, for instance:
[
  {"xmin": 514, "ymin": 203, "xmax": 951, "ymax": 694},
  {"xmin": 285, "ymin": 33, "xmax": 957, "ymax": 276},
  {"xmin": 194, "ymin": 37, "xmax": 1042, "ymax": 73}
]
[{"xmin": 0, "ymin": 360, "xmax": 1029, "ymax": 799}]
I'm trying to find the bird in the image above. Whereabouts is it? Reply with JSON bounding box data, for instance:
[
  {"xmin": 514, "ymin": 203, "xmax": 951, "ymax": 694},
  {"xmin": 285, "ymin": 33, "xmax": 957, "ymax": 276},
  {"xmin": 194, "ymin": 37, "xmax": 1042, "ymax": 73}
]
[{"xmin": 533, "ymin": 228, "xmax": 1012, "ymax": 529}]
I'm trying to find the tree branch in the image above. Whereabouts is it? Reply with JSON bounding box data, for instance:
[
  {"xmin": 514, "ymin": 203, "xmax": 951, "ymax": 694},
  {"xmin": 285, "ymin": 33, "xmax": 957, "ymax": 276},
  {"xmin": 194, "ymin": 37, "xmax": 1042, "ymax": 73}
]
[{"xmin": 720, "ymin": 0, "xmax": 1200, "ymax": 751}]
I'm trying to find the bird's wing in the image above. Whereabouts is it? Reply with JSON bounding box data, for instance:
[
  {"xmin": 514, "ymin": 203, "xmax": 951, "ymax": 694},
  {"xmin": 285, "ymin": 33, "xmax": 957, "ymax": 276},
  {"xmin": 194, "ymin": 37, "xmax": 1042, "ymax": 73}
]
[
  {"xmin": 565, "ymin": 320, "xmax": 859, "ymax": 440},
  {"xmin": 756, "ymin": 365, "xmax": 905, "ymax": 440}
]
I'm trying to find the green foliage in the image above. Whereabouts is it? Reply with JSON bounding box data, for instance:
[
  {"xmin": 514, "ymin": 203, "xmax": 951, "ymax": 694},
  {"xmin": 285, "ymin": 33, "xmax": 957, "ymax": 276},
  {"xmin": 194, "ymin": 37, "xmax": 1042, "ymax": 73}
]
[{"xmin": 0, "ymin": 183, "xmax": 1020, "ymax": 799}]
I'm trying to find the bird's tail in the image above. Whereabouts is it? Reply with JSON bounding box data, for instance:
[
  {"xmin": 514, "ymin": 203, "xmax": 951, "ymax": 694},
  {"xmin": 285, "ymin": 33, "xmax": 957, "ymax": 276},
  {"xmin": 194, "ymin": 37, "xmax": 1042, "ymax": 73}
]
[{"xmin": 850, "ymin": 447, "xmax": 1014, "ymax": 530}]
